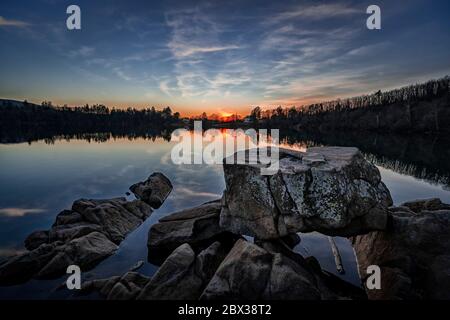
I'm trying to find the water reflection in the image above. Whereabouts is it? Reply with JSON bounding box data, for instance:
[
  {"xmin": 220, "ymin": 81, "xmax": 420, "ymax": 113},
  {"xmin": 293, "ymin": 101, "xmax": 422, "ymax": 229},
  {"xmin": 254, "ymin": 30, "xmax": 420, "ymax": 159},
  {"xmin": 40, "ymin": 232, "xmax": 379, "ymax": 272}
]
[
  {"xmin": 279, "ymin": 130, "xmax": 450, "ymax": 188},
  {"xmin": 0, "ymin": 208, "xmax": 46, "ymax": 217},
  {"xmin": 4, "ymin": 128, "xmax": 450, "ymax": 188},
  {"xmin": 0, "ymin": 129, "xmax": 173, "ymax": 145},
  {"xmin": 0, "ymin": 129, "xmax": 450, "ymax": 299}
]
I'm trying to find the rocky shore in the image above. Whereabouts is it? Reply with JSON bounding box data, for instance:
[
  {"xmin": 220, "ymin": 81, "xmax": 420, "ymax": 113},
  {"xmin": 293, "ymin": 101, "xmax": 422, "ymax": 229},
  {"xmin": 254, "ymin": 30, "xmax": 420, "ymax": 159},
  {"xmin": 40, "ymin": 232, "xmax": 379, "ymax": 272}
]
[
  {"xmin": 1, "ymin": 147, "xmax": 449, "ymax": 300},
  {"xmin": 351, "ymin": 198, "xmax": 450, "ymax": 299},
  {"xmin": 0, "ymin": 172, "xmax": 172, "ymax": 285}
]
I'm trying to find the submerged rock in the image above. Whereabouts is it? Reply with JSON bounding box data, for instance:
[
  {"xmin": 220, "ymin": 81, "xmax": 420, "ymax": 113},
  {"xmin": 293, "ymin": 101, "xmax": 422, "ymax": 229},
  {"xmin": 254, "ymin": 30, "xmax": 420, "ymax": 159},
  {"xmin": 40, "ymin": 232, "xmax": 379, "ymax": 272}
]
[
  {"xmin": 351, "ymin": 198, "xmax": 450, "ymax": 299},
  {"xmin": 401, "ymin": 198, "xmax": 450, "ymax": 213},
  {"xmin": 0, "ymin": 172, "xmax": 172, "ymax": 286},
  {"xmin": 130, "ymin": 172, "xmax": 173, "ymax": 208},
  {"xmin": 147, "ymin": 200, "xmax": 237, "ymax": 262},
  {"xmin": 129, "ymin": 260, "xmax": 144, "ymax": 272},
  {"xmin": 220, "ymin": 147, "xmax": 392, "ymax": 239}
]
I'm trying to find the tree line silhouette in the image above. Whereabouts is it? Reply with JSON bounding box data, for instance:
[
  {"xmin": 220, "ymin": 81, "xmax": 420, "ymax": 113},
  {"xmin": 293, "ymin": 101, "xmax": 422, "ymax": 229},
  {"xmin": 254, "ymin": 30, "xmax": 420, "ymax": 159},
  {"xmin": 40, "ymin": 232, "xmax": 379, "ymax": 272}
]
[
  {"xmin": 0, "ymin": 101, "xmax": 181, "ymax": 143},
  {"xmin": 248, "ymin": 76, "xmax": 450, "ymax": 133},
  {"xmin": 1, "ymin": 76, "xmax": 449, "ymax": 139}
]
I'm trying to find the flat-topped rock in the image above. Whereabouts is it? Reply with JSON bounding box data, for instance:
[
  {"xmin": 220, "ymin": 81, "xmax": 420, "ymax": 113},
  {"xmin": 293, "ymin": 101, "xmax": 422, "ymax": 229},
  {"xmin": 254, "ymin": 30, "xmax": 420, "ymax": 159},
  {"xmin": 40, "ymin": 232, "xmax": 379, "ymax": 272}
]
[
  {"xmin": 147, "ymin": 200, "xmax": 238, "ymax": 262},
  {"xmin": 220, "ymin": 147, "xmax": 393, "ymax": 239}
]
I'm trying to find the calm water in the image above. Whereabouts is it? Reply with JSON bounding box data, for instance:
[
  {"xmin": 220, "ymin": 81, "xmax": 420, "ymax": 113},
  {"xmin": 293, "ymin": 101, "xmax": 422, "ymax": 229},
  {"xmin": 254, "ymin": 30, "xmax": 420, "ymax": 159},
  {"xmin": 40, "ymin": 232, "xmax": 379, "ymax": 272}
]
[{"xmin": 1, "ymin": 130, "xmax": 450, "ymax": 299}]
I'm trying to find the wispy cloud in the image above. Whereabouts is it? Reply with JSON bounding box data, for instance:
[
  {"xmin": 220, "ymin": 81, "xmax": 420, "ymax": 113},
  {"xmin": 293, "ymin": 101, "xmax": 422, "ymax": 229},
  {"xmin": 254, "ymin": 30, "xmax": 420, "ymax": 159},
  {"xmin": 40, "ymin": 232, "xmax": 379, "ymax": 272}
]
[
  {"xmin": 258, "ymin": 27, "xmax": 361, "ymax": 98},
  {"xmin": 0, "ymin": 16, "xmax": 30, "ymax": 27},
  {"xmin": 0, "ymin": 208, "xmax": 45, "ymax": 217},
  {"xmin": 159, "ymin": 80, "xmax": 173, "ymax": 97},
  {"xmin": 160, "ymin": 3, "xmax": 386, "ymax": 108},
  {"xmin": 169, "ymin": 44, "xmax": 240, "ymax": 58},
  {"xmin": 164, "ymin": 7, "xmax": 250, "ymax": 100},
  {"xmin": 173, "ymin": 187, "xmax": 221, "ymax": 199},
  {"xmin": 68, "ymin": 46, "xmax": 96, "ymax": 58},
  {"xmin": 1, "ymin": 1, "xmax": 444, "ymax": 113},
  {"xmin": 270, "ymin": 3, "xmax": 359, "ymax": 23},
  {"xmin": 166, "ymin": 8, "xmax": 240, "ymax": 58},
  {"xmin": 113, "ymin": 67, "xmax": 133, "ymax": 81}
]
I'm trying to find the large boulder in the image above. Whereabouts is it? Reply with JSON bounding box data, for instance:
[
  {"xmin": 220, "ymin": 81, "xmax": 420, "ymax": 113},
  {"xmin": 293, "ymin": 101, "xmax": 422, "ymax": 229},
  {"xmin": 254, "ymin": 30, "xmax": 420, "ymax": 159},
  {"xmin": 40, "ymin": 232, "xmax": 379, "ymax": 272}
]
[
  {"xmin": 0, "ymin": 172, "xmax": 171, "ymax": 286},
  {"xmin": 130, "ymin": 172, "xmax": 173, "ymax": 208},
  {"xmin": 138, "ymin": 242, "xmax": 228, "ymax": 300},
  {"xmin": 71, "ymin": 198, "xmax": 152, "ymax": 244},
  {"xmin": 200, "ymin": 239, "xmax": 362, "ymax": 300},
  {"xmin": 220, "ymin": 147, "xmax": 392, "ymax": 239},
  {"xmin": 351, "ymin": 198, "xmax": 450, "ymax": 299},
  {"xmin": 24, "ymin": 198, "xmax": 150, "ymax": 253},
  {"xmin": 147, "ymin": 200, "xmax": 237, "ymax": 262}
]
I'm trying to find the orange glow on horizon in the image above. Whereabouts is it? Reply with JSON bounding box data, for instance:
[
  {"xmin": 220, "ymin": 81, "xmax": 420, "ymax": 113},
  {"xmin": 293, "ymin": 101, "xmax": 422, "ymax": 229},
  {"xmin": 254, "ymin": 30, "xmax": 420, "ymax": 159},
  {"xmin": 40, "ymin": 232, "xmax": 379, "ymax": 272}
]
[
  {"xmin": 24, "ymin": 96, "xmax": 334, "ymax": 118},
  {"xmin": 220, "ymin": 111, "xmax": 233, "ymax": 118}
]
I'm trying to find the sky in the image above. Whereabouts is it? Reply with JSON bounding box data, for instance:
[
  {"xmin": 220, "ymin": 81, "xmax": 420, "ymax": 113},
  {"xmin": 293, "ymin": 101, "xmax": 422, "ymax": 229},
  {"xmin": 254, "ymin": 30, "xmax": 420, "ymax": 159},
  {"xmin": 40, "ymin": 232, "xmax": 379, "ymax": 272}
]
[{"xmin": 0, "ymin": 0, "xmax": 450, "ymax": 116}]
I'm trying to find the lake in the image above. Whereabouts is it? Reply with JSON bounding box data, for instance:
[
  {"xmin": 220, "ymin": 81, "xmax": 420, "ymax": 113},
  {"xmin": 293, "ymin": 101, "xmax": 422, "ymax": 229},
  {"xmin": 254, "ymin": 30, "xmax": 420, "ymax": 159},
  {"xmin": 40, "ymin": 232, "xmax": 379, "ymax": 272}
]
[{"xmin": 1, "ymin": 129, "xmax": 450, "ymax": 299}]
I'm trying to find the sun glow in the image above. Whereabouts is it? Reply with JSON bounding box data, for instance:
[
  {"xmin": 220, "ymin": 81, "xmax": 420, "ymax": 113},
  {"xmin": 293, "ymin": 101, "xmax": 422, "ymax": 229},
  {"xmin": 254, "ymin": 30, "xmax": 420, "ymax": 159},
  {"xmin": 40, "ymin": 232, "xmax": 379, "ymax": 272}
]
[{"xmin": 220, "ymin": 111, "xmax": 233, "ymax": 118}]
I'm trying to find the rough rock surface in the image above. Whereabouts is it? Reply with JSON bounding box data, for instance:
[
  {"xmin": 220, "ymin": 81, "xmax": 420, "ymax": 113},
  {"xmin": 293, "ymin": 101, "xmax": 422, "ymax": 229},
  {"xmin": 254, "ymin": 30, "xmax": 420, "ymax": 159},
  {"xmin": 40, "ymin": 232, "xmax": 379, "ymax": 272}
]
[
  {"xmin": 200, "ymin": 239, "xmax": 363, "ymax": 300},
  {"xmin": 130, "ymin": 172, "xmax": 173, "ymax": 208},
  {"xmin": 81, "ymin": 271, "xmax": 151, "ymax": 300},
  {"xmin": 78, "ymin": 239, "xmax": 363, "ymax": 300},
  {"xmin": 0, "ymin": 231, "xmax": 118, "ymax": 285},
  {"xmin": 220, "ymin": 147, "xmax": 392, "ymax": 239},
  {"xmin": 148, "ymin": 200, "xmax": 237, "ymax": 262},
  {"xmin": 351, "ymin": 198, "xmax": 450, "ymax": 299},
  {"xmin": 138, "ymin": 242, "xmax": 228, "ymax": 300},
  {"xmin": 80, "ymin": 241, "xmax": 228, "ymax": 300},
  {"xmin": 0, "ymin": 185, "xmax": 164, "ymax": 285}
]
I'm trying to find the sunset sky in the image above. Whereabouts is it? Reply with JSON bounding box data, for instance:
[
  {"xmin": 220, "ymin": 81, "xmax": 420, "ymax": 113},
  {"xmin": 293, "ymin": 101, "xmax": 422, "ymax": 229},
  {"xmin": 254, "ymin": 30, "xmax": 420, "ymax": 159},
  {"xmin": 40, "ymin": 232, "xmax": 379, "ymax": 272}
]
[{"xmin": 1, "ymin": 0, "xmax": 450, "ymax": 116}]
